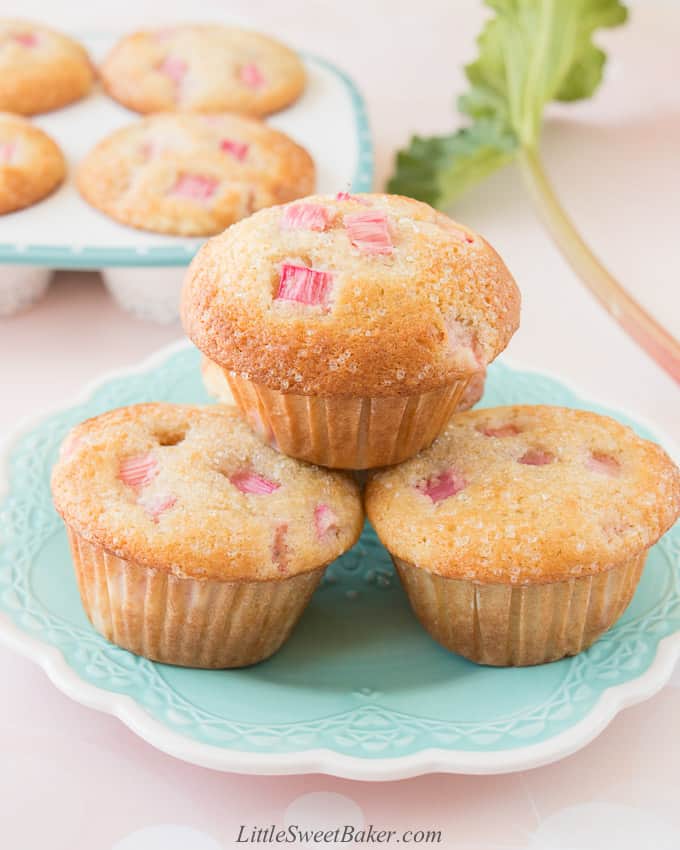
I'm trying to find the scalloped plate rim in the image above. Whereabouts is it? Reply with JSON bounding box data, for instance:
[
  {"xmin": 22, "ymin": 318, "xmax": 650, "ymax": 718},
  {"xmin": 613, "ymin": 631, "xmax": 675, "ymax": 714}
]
[{"xmin": 0, "ymin": 339, "xmax": 678, "ymax": 781}]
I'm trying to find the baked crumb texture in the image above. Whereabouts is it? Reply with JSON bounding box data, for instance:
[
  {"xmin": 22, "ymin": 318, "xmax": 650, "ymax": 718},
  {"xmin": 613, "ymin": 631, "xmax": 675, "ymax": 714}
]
[
  {"xmin": 77, "ymin": 113, "xmax": 315, "ymax": 236},
  {"xmin": 0, "ymin": 19, "xmax": 93, "ymax": 115},
  {"xmin": 100, "ymin": 25, "xmax": 306, "ymax": 116},
  {"xmin": 0, "ymin": 112, "xmax": 66, "ymax": 214}
]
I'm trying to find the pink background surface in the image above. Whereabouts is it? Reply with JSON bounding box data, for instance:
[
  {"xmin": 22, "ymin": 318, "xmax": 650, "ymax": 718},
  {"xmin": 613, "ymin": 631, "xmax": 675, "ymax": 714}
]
[{"xmin": 1, "ymin": 1, "xmax": 679, "ymax": 847}]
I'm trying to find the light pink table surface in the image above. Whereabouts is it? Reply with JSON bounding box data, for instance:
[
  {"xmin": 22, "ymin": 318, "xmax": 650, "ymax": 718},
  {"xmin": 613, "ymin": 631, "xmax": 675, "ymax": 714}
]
[{"xmin": 1, "ymin": 1, "xmax": 679, "ymax": 847}]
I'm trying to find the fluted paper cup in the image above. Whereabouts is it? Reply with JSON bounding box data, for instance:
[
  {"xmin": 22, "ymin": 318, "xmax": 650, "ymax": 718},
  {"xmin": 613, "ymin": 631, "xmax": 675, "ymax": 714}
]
[
  {"xmin": 67, "ymin": 527, "xmax": 324, "ymax": 669},
  {"xmin": 226, "ymin": 372, "xmax": 471, "ymax": 470},
  {"xmin": 393, "ymin": 553, "xmax": 646, "ymax": 667}
]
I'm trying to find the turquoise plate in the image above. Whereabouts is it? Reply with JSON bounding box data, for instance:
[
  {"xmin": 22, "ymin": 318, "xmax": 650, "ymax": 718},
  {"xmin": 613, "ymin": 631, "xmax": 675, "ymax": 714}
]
[{"xmin": 1, "ymin": 342, "xmax": 678, "ymax": 780}]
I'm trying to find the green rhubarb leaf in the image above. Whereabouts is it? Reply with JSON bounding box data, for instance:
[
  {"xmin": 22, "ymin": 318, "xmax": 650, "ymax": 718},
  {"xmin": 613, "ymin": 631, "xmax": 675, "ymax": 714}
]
[
  {"xmin": 387, "ymin": 120, "xmax": 517, "ymax": 207},
  {"xmin": 389, "ymin": 0, "xmax": 628, "ymax": 207}
]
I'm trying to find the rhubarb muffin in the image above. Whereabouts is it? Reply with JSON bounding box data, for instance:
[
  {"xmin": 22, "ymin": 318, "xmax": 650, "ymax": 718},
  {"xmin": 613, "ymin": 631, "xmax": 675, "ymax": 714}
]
[
  {"xmin": 182, "ymin": 193, "xmax": 520, "ymax": 468},
  {"xmin": 366, "ymin": 405, "xmax": 680, "ymax": 666},
  {"xmin": 201, "ymin": 355, "xmax": 486, "ymax": 413},
  {"xmin": 100, "ymin": 25, "xmax": 306, "ymax": 116},
  {"xmin": 77, "ymin": 113, "xmax": 315, "ymax": 236},
  {"xmin": 0, "ymin": 20, "xmax": 93, "ymax": 115},
  {"xmin": 0, "ymin": 112, "xmax": 65, "ymax": 214},
  {"xmin": 51, "ymin": 403, "xmax": 363, "ymax": 668}
]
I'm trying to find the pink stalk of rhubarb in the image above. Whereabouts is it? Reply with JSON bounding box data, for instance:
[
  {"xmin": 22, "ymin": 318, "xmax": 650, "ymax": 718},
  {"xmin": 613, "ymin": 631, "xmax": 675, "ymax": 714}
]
[
  {"xmin": 230, "ymin": 471, "xmax": 280, "ymax": 495},
  {"xmin": 239, "ymin": 63, "xmax": 264, "ymax": 88},
  {"xmin": 220, "ymin": 139, "xmax": 249, "ymax": 161},
  {"xmin": 344, "ymin": 211, "xmax": 393, "ymax": 255},
  {"xmin": 170, "ymin": 174, "xmax": 218, "ymax": 202},
  {"xmin": 586, "ymin": 451, "xmax": 620, "ymax": 476},
  {"xmin": 119, "ymin": 453, "xmax": 159, "ymax": 489},
  {"xmin": 519, "ymin": 449, "xmax": 554, "ymax": 466},
  {"xmin": 281, "ymin": 203, "xmax": 331, "ymax": 232},
  {"xmin": 417, "ymin": 469, "xmax": 466, "ymax": 503},
  {"xmin": 314, "ymin": 504, "xmax": 338, "ymax": 538},
  {"xmin": 276, "ymin": 263, "xmax": 333, "ymax": 309}
]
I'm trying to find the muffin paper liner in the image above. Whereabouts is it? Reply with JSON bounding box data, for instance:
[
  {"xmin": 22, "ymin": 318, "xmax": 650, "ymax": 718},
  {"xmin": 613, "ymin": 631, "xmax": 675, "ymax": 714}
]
[
  {"xmin": 67, "ymin": 528, "xmax": 324, "ymax": 669},
  {"xmin": 226, "ymin": 372, "xmax": 471, "ymax": 469},
  {"xmin": 393, "ymin": 553, "xmax": 647, "ymax": 666}
]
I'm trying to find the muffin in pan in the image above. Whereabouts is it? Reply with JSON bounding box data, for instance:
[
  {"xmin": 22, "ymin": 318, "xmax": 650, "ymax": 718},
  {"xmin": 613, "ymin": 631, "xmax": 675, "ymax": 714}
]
[
  {"xmin": 201, "ymin": 354, "xmax": 487, "ymax": 413},
  {"xmin": 0, "ymin": 19, "xmax": 93, "ymax": 115},
  {"xmin": 182, "ymin": 193, "xmax": 519, "ymax": 469},
  {"xmin": 51, "ymin": 403, "xmax": 363, "ymax": 669},
  {"xmin": 366, "ymin": 405, "xmax": 680, "ymax": 666},
  {"xmin": 0, "ymin": 112, "xmax": 65, "ymax": 214},
  {"xmin": 77, "ymin": 113, "xmax": 315, "ymax": 237},
  {"xmin": 100, "ymin": 24, "xmax": 306, "ymax": 116}
]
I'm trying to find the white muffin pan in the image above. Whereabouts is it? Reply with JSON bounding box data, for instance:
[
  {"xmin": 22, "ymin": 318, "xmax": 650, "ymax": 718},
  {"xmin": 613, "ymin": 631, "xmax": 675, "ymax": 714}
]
[{"xmin": 0, "ymin": 31, "xmax": 373, "ymax": 322}]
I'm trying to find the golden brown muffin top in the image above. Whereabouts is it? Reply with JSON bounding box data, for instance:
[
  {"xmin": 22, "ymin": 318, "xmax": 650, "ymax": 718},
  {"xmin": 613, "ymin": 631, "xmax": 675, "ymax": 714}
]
[
  {"xmin": 366, "ymin": 405, "xmax": 680, "ymax": 583},
  {"xmin": 0, "ymin": 112, "xmax": 65, "ymax": 215},
  {"xmin": 52, "ymin": 403, "xmax": 364, "ymax": 581},
  {"xmin": 0, "ymin": 19, "xmax": 93, "ymax": 115},
  {"xmin": 77, "ymin": 113, "xmax": 315, "ymax": 237},
  {"xmin": 100, "ymin": 25, "xmax": 306, "ymax": 116},
  {"xmin": 182, "ymin": 193, "xmax": 520, "ymax": 397}
]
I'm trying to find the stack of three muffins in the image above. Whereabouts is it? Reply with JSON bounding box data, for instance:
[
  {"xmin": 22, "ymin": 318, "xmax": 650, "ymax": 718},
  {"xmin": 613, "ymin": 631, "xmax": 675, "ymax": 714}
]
[{"xmin": 52, "ymin": 193, "xmax": 680, "ymax": 668}]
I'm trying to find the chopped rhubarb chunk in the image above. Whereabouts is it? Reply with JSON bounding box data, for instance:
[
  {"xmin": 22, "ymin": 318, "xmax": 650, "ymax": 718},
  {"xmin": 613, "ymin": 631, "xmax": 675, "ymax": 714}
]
[
  {"xmin": 335, "ymin": 192, "xmax": 370, "ymax": 204},
  {"xmin": 0, "ymin": 142, "xmax": 15, "ymax": 164},
  {"xmin": 344, "ymin": 211, "xmax": 393, "ymax": 255},
  {"xmin": 445, "ymin": 316, "xmax": 484, "ymax": 372},
  {"xmin": 276, "ymin": 263, "xmax": 333, "ymax": 308},
  {"xmin": 587, "ymin": 451, "xmax": 620, "ymax": 476},
  {"xmin": 119, "ymin": 453, "xmax": 159, "ymax": 489},
  {"xmin": 417, "ymin": 469, "xmax": 466, "ymax": 503},
  {"xmin": 230, "ymin": 471, "xmax": 280, "ymax": 495},
  {"xmin": 239, "ymin": 63, "xmax": 264, "ymax": 89},
  {"xmin": 170, "ymin": 173, "xmax": 218, "ymax": 202},
  {"xmin": 479, "ymin": 423, "xmax": 520, "ymax": 438},
  {"xmin": 314, "ymin": 504, "xmax": 338, "ymax": 538},
  {"xmin": 519, "ymin": 449, "xmax": 554, "ymax": 466},
  {"xmin": 220, "ymin": 138, "xmax": 249, "ymax": 161},
  {"xmin": 272, "ymin": 523, "xmax": 289, "ymax": 573},
  {"xmin": 141, "ymin": 493, "xmax": 177, "ymax": 522},
  {"xmin": 12, "ymin": 32, "xmax": 37, "ymax": 47},
  {"xmin": 158, "ymin": 55, "xmax": 187, "ymax": 84},
  {"xmin": 281, "ymin": 203, "xmax": 331, "ymax": 232}
]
